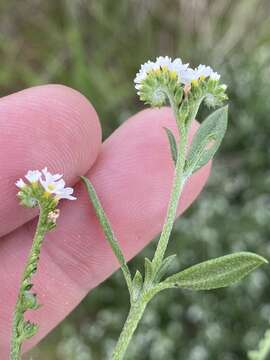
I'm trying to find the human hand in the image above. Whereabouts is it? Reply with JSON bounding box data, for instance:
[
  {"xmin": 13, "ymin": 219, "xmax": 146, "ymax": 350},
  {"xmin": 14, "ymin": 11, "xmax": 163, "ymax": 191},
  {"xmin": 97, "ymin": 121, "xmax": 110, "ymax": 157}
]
[{"xmin": 0, "ymin": 84, "xmax": 210, "ymax": 358}]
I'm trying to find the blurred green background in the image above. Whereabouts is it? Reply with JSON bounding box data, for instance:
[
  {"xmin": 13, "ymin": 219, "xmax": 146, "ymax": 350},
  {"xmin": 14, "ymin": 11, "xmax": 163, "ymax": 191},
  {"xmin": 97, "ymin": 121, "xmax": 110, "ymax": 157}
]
[{"xmin": 2, "ymin": 0, "xmax": 270, "ymax": 359}]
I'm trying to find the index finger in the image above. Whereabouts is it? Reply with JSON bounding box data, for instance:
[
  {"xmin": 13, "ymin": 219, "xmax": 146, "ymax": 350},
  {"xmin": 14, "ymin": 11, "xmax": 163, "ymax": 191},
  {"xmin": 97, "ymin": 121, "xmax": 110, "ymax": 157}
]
[{"xmin": 0, "ymin": 84, "xmax": 102, "ymax": 237}]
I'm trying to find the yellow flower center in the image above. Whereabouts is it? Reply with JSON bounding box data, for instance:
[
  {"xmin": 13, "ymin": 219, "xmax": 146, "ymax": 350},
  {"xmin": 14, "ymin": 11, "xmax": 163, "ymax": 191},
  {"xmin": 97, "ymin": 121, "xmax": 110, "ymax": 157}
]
[{"xmin": 48, "ymin": 183, "xmax": 56, "ymax": 191}]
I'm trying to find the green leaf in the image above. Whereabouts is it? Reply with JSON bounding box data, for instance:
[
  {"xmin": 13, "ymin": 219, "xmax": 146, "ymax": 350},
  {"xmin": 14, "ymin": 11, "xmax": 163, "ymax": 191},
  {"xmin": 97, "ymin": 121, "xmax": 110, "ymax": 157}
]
[
  {"xmin": 80, "ymin": 176, "xmax": 132, "ymax": 292},
  {"xmin": 144, "ymin": 257, "xmax": 154, "ymax": 288},
  {"xmin": 132, "ymin": 270, "xmax": 143, "ymax": 301},
  {"xmin": 154, "ymin": 254, "xmax": 177, "ymax": 282},
  {"xmin": 164, "ymin": 252, "xmax": 267, "ymax": 291},
  {"xmin": 185, "ymin": 105, "xmax": 228, "ymax": 175},
  {"xmin": 163, "ymin": 127, "xmax": 177, "ymax": 165}
]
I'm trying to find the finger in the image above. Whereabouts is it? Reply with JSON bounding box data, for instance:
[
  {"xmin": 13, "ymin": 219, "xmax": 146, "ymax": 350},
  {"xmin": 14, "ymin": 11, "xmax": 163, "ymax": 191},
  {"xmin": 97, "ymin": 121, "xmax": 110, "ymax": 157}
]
[
  {"xmin": 0, "ymin": 84, "xmax": 101, "ymax": 237},
  {"xmin": 0, "ymin": 107, "xmax": 211, "ymax": 356}
]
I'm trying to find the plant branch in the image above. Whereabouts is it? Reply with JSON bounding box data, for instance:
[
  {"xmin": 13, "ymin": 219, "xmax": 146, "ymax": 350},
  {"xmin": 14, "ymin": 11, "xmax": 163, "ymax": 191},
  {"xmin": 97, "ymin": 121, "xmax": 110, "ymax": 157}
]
[
  {"xmin": 151, "ymin": 121, "xmax": 188, "ymax": 271},
  {"xmin": 10, "ymin": 206, "xmax": 48, "ymax": 360}
]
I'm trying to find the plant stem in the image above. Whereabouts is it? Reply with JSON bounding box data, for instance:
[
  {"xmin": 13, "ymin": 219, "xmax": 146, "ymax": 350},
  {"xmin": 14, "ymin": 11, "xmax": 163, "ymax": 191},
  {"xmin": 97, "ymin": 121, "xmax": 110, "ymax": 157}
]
[
  {"xmin": 152, "ymin": 123, "xmax": 188, "ymax": 270},
  {"xmin": 112, "ymin": 300, "xmax": 147, "ymax": 360},
  {"xmin": 10, "ymin": 207, "xmax": 48, "ymax": 360},
  {"xmin": 111, "ymin": 121, "xmax": 188, "ymax": 360}
]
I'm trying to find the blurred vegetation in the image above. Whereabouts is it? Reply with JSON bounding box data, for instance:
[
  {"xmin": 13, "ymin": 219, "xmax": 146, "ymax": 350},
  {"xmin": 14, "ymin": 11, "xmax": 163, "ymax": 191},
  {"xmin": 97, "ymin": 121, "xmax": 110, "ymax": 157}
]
[{"xmin": 2, "ymin": 0, "xmax": 270, "ymax": 359}]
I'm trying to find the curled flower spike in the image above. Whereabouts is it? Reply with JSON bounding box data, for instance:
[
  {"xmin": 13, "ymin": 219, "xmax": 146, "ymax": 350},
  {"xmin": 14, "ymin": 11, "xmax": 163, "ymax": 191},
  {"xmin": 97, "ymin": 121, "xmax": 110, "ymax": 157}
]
[
  {"xmin": 16, "ymin": 167, "xmax": 76, "ymax": 208},
  {"xmin": 11, "ymin": 169, "xmax": 75, "ymax": 358},
  {"xmin": 134, "ymin": 56, "xmax": 227, "ymax": 109}
]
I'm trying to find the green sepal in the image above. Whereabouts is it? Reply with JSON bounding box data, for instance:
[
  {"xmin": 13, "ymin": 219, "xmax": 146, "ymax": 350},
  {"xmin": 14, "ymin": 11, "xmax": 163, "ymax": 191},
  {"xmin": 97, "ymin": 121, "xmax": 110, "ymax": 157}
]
[
  {"xmin": 22, "ymin": 320, "xmax": 39, "ymax": 340},
  {"xmin": 163, "ymin": 127, "xmax": 178, "ymax": 165},
  {"xmin": 184, "ymin": 105, "xmax": 228, "ymax": 175},
  {"xmin": 174, "ymin": 86, "xmax": 183, "ymax": 106},
  {"xmin": 22, "ymin": 291, "xmax": 39, "ymax": 310},
  {"xmin": 163, "ymin": 252, "xmax": 267, "ymax": 291},
  {"xmin": 132, "ymin": 270, "xmax": 143, "ymax": 302},
  {"xmin": 154, "ymin": 254, "xmax": 177, "ymax": 283}
]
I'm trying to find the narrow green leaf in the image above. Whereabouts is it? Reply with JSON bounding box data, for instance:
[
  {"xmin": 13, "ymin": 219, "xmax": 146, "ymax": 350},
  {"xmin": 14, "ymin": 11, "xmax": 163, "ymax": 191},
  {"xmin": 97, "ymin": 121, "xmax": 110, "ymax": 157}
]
[
  {"xmin": 144, "ymin": 257, "xmax": 154, "ymax": 287},
  {"xmin": 80, "ymin": 176, "xmax": 132, "ymax": 292},
  {"xmin": 164, "ymin": 252, "xmax": 267, "ymax": 291},
  {"xmin": 132, "ymin": 270, "xmax": 143, "ymax": 301},
  {"xmin": 185, "ymin": 105, "xmax": 228, "ymax": 175},
  {"xmin": 163, "ymin": 127, "xmax": 177, "ymax": 165},
  {"xmin": 154, "ymin": 254, "xmax": 177, "ymax": 282}
]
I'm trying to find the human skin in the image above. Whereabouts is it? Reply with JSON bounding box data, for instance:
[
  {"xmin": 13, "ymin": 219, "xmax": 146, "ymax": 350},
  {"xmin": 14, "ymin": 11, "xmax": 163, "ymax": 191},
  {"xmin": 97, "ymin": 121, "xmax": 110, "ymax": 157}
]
[{"xmin": 0, "ymin": 85, "xmax": 211, "ymax": 358}]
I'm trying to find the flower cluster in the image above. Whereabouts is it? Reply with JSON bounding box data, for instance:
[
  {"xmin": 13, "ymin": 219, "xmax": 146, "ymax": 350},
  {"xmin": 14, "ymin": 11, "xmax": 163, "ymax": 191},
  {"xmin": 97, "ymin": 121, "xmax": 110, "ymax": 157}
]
[
  {"xmin": 16, "ymin": 168, "xmax": 76, "ymax": 208},
  {"xmin": 134, "ymin": 56, "xmax": 227, "ymax": 108},
  {"xmin": 135, "ymin": 56, "xmax": 220, "ymax": 89}
]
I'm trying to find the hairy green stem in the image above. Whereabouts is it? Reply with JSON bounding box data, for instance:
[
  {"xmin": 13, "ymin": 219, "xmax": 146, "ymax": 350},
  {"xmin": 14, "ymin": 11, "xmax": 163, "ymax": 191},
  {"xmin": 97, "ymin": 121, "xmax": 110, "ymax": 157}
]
[
  {"xmin": 10, "ymin": 207, "xmax": 48, "ymax": 360},
  {"xmin": 152, "ymin": 123, "xmax": 188, "ymax": 270},
  {"xmin": 248, "ymin": 325, "xmax": 270, "ymax": 360},
  {"xmin": 112, "ymin": 300, "xmax": 147, "ymax": 360},
  {"xmin": 112, "ymin": 121, "xmax": 188, "ymax": 360}
]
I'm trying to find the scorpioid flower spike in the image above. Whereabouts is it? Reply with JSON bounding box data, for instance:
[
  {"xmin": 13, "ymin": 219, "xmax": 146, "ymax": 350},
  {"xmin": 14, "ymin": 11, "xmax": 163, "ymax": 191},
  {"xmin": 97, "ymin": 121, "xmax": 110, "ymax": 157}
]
[
  {"xmin": 15, "ymin": 167, "xmax": 76, "ymax": 208},
  {"xmin": 134, "ymin": 56, "xmax": 226, "ymax": 108},
  {"xmin": 134, "ymin": 56, "xmax": 189, "ymax": 92}
]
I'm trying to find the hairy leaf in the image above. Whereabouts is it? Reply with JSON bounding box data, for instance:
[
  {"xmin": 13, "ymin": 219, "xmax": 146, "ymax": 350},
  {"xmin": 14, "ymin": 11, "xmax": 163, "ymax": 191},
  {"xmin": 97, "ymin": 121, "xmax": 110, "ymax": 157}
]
[
  {"xmin": 163, "ymin": 127, "xmax": 177, "ymax": 165},
  {"xmin": 144, "ymin": 257, "xmax": 154, "ymax": 288},
  {"xmin": 154, "ymin": 254, "xmax": 177, "ymax": 282},
  {"xmin": 185, "ymin": 105, "xmax": 228, "ymax": 175},
  {"xmin": 164, "ymin": 252, "xmax": 267, "ymax": 290},
  {"xmin": 81, "ymin": 176, "xmax": 132, "ymax": 292},
  {"xmin": 132, "ymin": 270, "xmax": 143, "ymax": 301}
]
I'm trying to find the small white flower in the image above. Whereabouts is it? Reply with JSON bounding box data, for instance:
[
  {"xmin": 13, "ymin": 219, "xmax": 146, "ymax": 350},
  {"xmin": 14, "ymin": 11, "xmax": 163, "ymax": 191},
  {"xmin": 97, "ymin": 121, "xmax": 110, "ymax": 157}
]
[
  {"xmin": 155, "ymin": 55, "xmax": 172, "ymax": 68},
  {"xmin": 15, "ymin": 178, "xmax": 26, "ymax": 189},
  {"xmin": 25, "ymin": 170, "xmax": 42, "ymax": 183},
  {"xmin": 40, "ymin": 168, "xmax": 76, "ymax": 200},
  {"xmin": 134, "ymin": 56, "xmax": 189, "ymax": 89},
  {"xmin": 134, "ymin": 60, "xmax": 157, "ymax": 87},
  {"xmin": 210, "ymin": 71, "xmax": 221, "ymax": 81},
  {"xmin": 180, "ymin": 68, "xmax": 196, "ymax": 84},
  {"xmin": 195, "ymin": 64, "xmax": 213, "ymax": 78},
  {"xmin": 183, "ymin": 64, "xmax": 212, "ymax": 83},
  {"xmin": 55, "ymin": 187, "xmax": 76, "ymax": 200}
]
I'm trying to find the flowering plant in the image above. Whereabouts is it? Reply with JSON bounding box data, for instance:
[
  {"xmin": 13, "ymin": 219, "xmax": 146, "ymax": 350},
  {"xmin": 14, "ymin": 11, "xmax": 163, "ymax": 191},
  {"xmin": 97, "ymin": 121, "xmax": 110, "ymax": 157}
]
[
  {"xmin": 81, "ymin": 57, "xmax": 267, "ymax": 359},
  {"xmin": 10, "ymin": 56, "xmax": 267, "ymax": 360},
  {"xmin": 10, "ymin": 168, "xmax": 75, "ymax": 359}
]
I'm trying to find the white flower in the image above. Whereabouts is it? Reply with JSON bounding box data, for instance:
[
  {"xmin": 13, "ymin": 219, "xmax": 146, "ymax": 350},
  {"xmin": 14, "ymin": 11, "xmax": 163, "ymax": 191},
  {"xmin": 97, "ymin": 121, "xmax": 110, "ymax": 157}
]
[
  {"xmin": 25, "ymin": 170, "xmax": 42, "ymax": 183},
  {"xmin": 195, "ymin": 64, "xmax": 213, "ymax": 78},
  {"xmin": 155, "ymin": 55, "xmax": 172, "ymax": 69},
  {"xmin": 182, "ymin": 64, "xmax": 221, "ymax": 83},
  {"xmin": 40, "ymin": 168, "xmax": 76, "ymax": 200},
  {"xmin": 15, "ymin": 178, "xmax": 26, "ymax": 189},
  {"xmin": 180, "ymin": 68, "xmax": 197, "ymax": 84},
  {"xmin": 134, "ymin": 60, "xmax": 157, "ymax": 89},
  {"xmin": 134, "ymin": 56, "xmax": 189, "ymax": 89}
]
